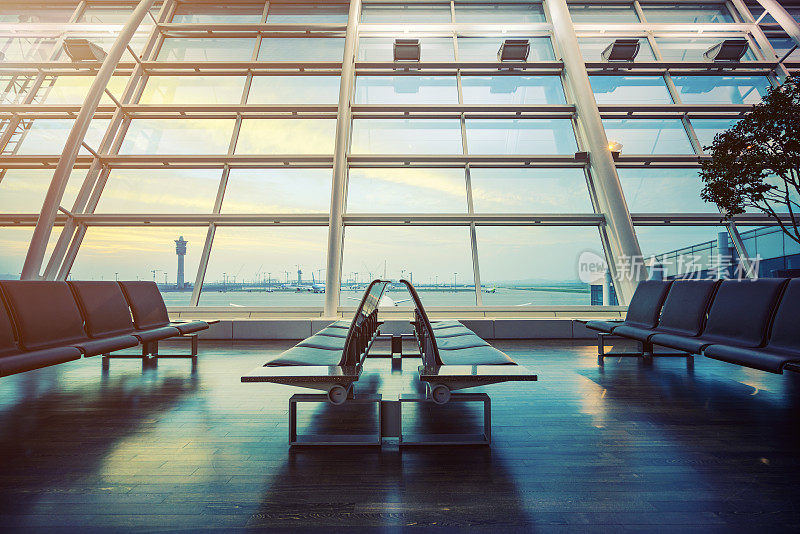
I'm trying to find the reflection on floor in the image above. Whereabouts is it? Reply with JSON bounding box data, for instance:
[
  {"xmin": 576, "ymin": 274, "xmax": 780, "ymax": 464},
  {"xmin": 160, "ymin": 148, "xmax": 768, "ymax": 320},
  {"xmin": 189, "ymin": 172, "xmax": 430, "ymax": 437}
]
[{"xmin": 1, "ymin": 339, "xmax": 800, "ymax": 532}]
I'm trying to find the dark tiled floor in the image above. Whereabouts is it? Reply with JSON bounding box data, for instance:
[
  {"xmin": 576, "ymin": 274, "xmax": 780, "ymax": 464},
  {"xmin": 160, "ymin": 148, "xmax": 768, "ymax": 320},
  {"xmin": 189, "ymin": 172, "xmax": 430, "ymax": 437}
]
[{"xmin": 1, "ymin": 338, "xmax": 800, "ymax": 532}]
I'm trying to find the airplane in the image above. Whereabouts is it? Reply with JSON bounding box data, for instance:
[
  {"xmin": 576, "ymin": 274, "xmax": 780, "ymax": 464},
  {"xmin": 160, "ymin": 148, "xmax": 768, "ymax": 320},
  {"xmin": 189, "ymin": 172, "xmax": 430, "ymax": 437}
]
[
  {"xmin": 292, "ymin": 273, "xmax": 326, "ymax": 293},
  {"xmin": 483, "ymin": 287, "xmax": 498, "ymax": 293},
  {"xmin": 310, "ymin": 272, "xmax": 325, "ymax": 293}
]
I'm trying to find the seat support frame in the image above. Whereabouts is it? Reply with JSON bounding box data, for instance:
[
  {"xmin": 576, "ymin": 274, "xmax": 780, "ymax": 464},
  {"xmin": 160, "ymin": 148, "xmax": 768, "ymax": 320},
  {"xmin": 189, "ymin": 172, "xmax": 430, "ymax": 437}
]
[{"xmin": 597, "ymin": 332, "xmax": 693, "ymax": 366}]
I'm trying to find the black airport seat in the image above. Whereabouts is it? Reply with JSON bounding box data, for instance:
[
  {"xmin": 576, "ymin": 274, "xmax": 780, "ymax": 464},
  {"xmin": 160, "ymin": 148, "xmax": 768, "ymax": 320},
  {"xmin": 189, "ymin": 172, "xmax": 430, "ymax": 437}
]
[
  {"xmin": 266, "ymin": 346, "xmax": 345, "ymax": 366},
  {"xmin": 400, "ymin": 279, "xmax": 535, "ymax": 388},
  {"xmin": 585, "ymin": 280, "xmax": 672, "ymax": 334},
  {"xmin": 243, "ymin": 281, "xmax": 390, "ymax": 405},
  {"xmin": 118, "ymin": 281, "xmax": 194, "ymax": 341},
  {"xmin": 436, "ymin": 334, "xmax": 490, "ymax": 350},
  {"xmin": 296, "ymin": 334, "xmax": 347, "ymax": 351},
  {"xmin": 650, "ymin": 278, "xmax": 787, "ymax": 355},
  {"xmin": 703, "ymin": 279, "xmax": 800, "ymax": 373},
  {"xmin": 0, "ymin": 280, "xmax": 138, "ymax": 358},
  {"xmin": 613, "ymin": 279, "xmax": 719, "ymax": 343},
  {"xmin": 264, "ymin": 282, "xmax": 386, "ymax": 368},
  {"xmin": 399, "ymin": 279, "xmax": 535, "ymax": 407},
  {"xmin": 431, "ymin": 320, "xmax": 464, "ymax": 329},
  {"xmin": 438, "ymin": 346, "xmax": 515, "ymax": 366},
  {"xmin": 0, "ymin": 285, "xmax": 81, "ymax": 377},
  {"xmin": 315, "ymin": 327, "xmax": 349, "ymax": 338},
  {"xmin": 433, "ymin": 326, "xmax": 480, "ymax": 338},
  {"xmin": 68, "ymin": 281, "xmax": 144, "ymax": 350}
]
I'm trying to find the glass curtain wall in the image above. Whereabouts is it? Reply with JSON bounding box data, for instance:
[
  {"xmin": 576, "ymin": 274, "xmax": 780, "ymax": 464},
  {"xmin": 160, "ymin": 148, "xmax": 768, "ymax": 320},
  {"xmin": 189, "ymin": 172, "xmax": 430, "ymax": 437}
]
[{"xmin": 0, "ymin": 0, "xmax": 793, "ymax": 312}]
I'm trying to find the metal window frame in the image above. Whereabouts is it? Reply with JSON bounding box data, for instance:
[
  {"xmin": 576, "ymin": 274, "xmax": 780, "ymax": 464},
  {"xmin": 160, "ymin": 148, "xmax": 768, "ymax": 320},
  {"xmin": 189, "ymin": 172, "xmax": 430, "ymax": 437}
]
[{"xmin": 2, "ymin": 0, "xmax": 794, "ymax": 314}]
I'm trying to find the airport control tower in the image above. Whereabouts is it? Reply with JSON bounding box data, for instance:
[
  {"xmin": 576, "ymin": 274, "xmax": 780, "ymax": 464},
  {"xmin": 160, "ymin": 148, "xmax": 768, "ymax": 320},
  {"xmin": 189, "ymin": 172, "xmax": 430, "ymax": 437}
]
[{"xmin": 175, "ymin": 236, "xmax": 187, "ymax": 289}]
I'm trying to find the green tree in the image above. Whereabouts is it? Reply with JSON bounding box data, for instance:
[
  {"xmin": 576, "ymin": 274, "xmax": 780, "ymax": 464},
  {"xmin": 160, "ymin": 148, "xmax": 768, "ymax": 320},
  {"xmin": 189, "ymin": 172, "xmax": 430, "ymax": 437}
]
[{"xmin": 700, "ymin": 75, "xmax": 800, "ymax": 245}]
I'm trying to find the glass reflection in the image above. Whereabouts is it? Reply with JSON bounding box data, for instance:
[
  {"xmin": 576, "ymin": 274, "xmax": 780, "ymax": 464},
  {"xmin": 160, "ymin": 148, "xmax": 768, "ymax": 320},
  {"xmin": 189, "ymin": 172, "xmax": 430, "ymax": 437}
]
[
  {"xmin": 672, "ymin": 76, "xmax": 772, "ymax": 104},
  {"xmin": 471, "ymin": 168, "xmax": 592, "ymax": 213},
  {"xmin": 590, "ymin": 75, "xmax": 673, "ymax": 104},
  {"xmin": 461, "ymin": 76, "xmax": 566, "ymax": 105},
  {"xmin": 354, "ymin": 76, "xmax": 458, "ymax": 104},
  {"xmin": 476, "ymin": 226, "xmax": 603, "ymax": 305},
  {"xmin": 351, "ymin": 119, "xmax": 463, "ymax": 154},
  {"xmin": 617, "ymin": 168, "xmax": 717, "ymax": 212},
  {"xmin": 222, "ymin": 169, "xmax": 332, "ymax": 213},
  {"xmin": 601, "ymin": 119, "xmax": 694, "ymax": 154},
  {"xmin": 347, "ymin": 168, "xmax": 467, "ymax": 212},
  {"xmin": 466, "ymin": 119, "xmax": 578, "ymax": 155}
]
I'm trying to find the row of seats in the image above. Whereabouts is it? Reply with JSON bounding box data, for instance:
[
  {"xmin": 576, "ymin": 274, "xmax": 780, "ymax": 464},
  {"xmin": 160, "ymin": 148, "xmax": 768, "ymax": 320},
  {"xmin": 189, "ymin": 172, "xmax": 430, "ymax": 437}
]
[
  {"xmin": 414, "ymin": 316, "xmax": 515, "ymax": 366},
  {"xmin": 587, "ymin": 278, "xmax": 800, "ymax": 373},
  {"xmin": 264, "ymin": 282, "xmax": 386, "ymax": 367},
  {"xmin": 0, "ymin": 280, "xmax": 208, "ymax": 377}
]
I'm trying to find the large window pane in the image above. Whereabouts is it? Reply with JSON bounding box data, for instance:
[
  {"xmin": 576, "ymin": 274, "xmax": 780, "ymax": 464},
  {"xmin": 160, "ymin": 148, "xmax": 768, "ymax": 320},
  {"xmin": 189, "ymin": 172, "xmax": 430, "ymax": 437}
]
[
  {"xmin": 569, "ymin": 4, "xmax": 640, "ymax": 23},
  {"xmin": 0, "ymin": 37, "xmax": 60, "ymax": 62},
  {"xmin": 140, "ymin": 76, "xmax": 246, "ymax": 104},
  {"xmin": 738, "ymin": 226, "xmax": 800, "ymax": 278},
  {"xmin": 601, "ymin": 119, "xmax": 694, "ymax": 154},
  {"xmin": 358, "ymin": 37, "xmax": 455, "ymax": 61},
  {"xmin": 0, "ymin": 4, "xmax": 74, "ymax": 23},
  {"xmin": 171, "ymin": 4, "xmax": 263, "ymax": 23},
  {"xmin": 34, "ymin": 75, "xmax": 128, "ymax": 105},
  {"xmin": 80, "ymin": 5, "xmax": 159, "ymax": 24},
  {"xmin": 589, "ymin": 75, "xmax": 673, "ymax": 104},
  {"xmin": 350, "ymin": 119, "xmax": 463, "ymax": 154},
  {"xmin": 347, "ymin": 168, "xmax": 467, "ymax": 213},
  {"xmin": 342, "ymin": 226, "xmax": 475, "ymax": 306},
  {"xmin": 72, "ymin": 227, "xmax": 207, "ymax": 305},
  {"xmin": 690, "ymin": 118, "xmax": 738, "ymax": 150},
  {"xmin": 471, "ymin": 168, "xmax": 593, "ymax": 213},
  {"xmin": 466, "ymin": 119, "xmax": 578, "ymax": 155},
  {"xmin": 476, "ymin": 226, "xmax": 603, "ymax": 305},
  {"xmin": 655, "ymin": 37, "xmax": 756, "ymax": 62},
  {"xmin": 641, "ymin": 3, "xmax": 735, "ymax": 23},
  {"xmin": 461, "ymin": 75, "xmax": 566, "ymax": 105},
  {"xmin": 96, "ymin": 169, "xmax": 220, "ymax": 213},
  {"xmin": 266, "ymin": 4, "xmax": 348, "ymax": 23},
  {"xmin": 354, "ymin": 76, "xmax": 458, "ymax": 105},
  {"xmin": 248, "ymin": 75, "xmax": 340, "ymax": 104},
  {"xmin": 578, "ymin": 37, "xmax": 655, "ymax": 61},
  {"xmin": 120, "ymin": 119, "xmax": 235, "ymax": 154},
  {"xmin": 454, "ymin": 3, "xmax": 546, "ymax": 23},
  {"xmin": 0, "ymin": 227, "xmax": 60, "ymax": 280},
  {"xmin": 0, "ymin": 169, "xmax": 84, "ymax": 213},
  {"xmin": 635, "ymin": 226, "xmax": 733, "ymax": 279},
  {"xmin": 768, "ymin": 37, "xmax": 800, "ymax": 62},
  {"xmin": 221, "ymin": 169, "xmax": 332, "ymax": 213},
  {"xmin": 457, "ymin": 37, "xmax": 555, "ymax": 62},
  {"xmin": 158, "ymin": 38, "xmax": 256, "ymax": 61},
  {"xmin": 361, "ymin": 4, "xmax": 452, "ymax": 23},
  {"xmin": 258, "ymin": 38, "xmax": 344, "ymax": 62},
  {"xmin": 15, "ymin": 119, "xmax": 110, "ymax": 155},
  {"xmin": 200, "ymin": 226, "xmax": 328, "ymax": 307},
  {"xmin": 617, "ymin": 168, "xmax": 718, "ymax": 213},
  {"xmin": 671, "ymin": 75, "xmax": 772, "ymax": 104},
  {"xmin": 236, "ymin": 119, "xmax": 336, "ymax": 154}
]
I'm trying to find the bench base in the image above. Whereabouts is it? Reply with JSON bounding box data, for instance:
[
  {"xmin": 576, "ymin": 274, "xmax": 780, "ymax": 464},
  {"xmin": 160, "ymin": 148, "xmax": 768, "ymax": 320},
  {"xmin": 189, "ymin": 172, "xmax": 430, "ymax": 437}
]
[
  {"xmin": 597, "ymin": 333, "xmax": 693, "ymax": 367},
  {"xmin": 289, "ymin": 393, "xmax": 382, "ymax": 446},
  {"xmin": 286, "ymin": 392, "xmax": 492, "ymax": 447},
  {"xmin": 395, "ymin": 393, "xmax": 491, "ymax": 446},
  {"xmin": 101, "ymin": 334, "xmax": 199, "ymax": 371}
]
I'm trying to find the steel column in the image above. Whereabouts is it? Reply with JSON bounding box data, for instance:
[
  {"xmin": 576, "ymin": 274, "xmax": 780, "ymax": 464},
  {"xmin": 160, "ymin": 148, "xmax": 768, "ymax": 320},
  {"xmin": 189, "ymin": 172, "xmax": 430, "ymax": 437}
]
[
  {"xmin": 20, "ymin": 0, "xmax": 157, "ymax": 280},
  {"xmin": 545, "ymin": 0, "xmax": 643, "ymax": 304},
  {"xmin": 756, "ymin": 0, "xmax": 800, "ymax": 45},
  {"xmin": 324, "ymin": 0, "xmax": 360, "ymax": 317}
]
